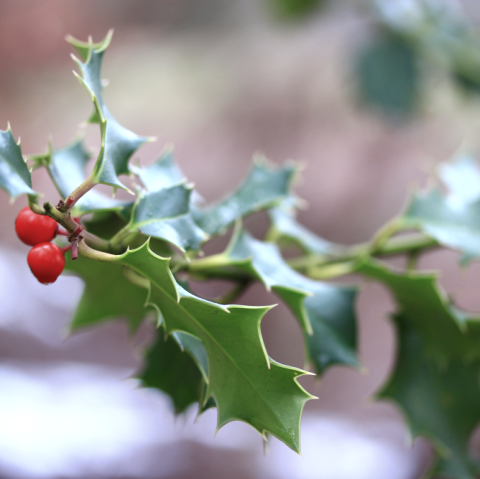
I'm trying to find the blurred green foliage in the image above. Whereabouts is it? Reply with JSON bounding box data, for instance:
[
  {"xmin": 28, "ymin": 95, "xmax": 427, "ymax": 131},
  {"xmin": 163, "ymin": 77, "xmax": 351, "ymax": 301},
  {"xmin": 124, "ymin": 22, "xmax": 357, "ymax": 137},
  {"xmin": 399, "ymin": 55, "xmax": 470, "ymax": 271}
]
[
  {"xmin": 356, "ymin": 33, "xmax": 418, "ymax": 116},
  {"xmin": 266, "ymin": 0, "xmax": 325, "ymax": 21}
]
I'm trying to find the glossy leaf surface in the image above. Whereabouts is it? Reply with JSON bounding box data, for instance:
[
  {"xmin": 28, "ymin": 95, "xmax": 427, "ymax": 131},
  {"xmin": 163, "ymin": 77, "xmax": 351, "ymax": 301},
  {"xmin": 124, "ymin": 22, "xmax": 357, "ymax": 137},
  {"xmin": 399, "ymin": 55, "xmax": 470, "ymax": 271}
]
[
  {"xmin": 115, "ymin": 242, "xmax": 314, "ymax": 452},
  {"xmin": 215, "ymin": 226, "xmax": 359, "ymax": 374}
]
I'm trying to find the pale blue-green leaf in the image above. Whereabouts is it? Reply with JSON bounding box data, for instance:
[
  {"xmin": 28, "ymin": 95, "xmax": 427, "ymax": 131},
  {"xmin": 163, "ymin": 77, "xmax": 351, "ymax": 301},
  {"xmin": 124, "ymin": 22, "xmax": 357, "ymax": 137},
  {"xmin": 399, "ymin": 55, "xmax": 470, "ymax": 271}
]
[
  {"xmin": 0, "ymin": 127, "xmax": 37, "ymax": 199},
  {"xmin": 268, "ymin": 200, "xmax": 341, "ymax": 256},
  {"xmin": 68, "ymin": 32, "xmax": 149, "ymax": 191},
  {"xmin": 44, "ymin": 138, "xmax": 132, "ymax": 215},
  {"xmin": 438, "ymin": 155, "xmax": 480, "ymax": 206},
  {"xmin": 130, "ymin": 148, "xmax": 185, "ymax": 191},
  {"xmin": 403, "ymin": 188, "xmax": 480, "ymax": 262},
  {"xmin": 128, "ymin": 184, "xmax": 207, "ymax": 252},
  {"xmin": 194, "ymin": 159, "xmax": 297, "ymax": 236}
]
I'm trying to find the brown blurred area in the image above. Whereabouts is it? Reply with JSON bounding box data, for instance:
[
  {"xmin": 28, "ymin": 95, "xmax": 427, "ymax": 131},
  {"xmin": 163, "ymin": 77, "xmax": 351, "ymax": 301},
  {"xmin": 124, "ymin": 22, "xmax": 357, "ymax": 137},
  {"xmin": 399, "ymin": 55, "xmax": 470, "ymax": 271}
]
[{"xmin": 2, "ymin": 1, "xmax": 480, "ymax": 478}]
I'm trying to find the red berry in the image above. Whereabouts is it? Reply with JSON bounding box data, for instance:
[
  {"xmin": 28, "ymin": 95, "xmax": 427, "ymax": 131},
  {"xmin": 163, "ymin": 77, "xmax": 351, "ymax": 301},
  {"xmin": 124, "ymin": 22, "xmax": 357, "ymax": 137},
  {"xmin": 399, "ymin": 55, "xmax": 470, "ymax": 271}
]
[
  {"xmin": 15, "ymin": 206, "xmax": 58, "ymax": 246},
  {"xmin": 27, "ymin": 242, "xmax": 66, "ymax": 285}
]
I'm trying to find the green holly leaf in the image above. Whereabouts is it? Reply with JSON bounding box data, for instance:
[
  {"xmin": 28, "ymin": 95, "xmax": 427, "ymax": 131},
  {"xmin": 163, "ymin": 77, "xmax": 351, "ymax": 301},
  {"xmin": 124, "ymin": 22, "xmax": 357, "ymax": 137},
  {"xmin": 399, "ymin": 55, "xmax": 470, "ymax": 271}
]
[
  {"xmin": 64, "ymin": 254, "xmax": 150, "ymax": 333},
  {"xmin": 266, "ymin": 0, "xmax": 325, "ymax": 21},
  {"xmin": 357, "ymin": 259, "xmax": 480, "ymax": 360},
  {"xmin": 115, "ymin": 242, "xmax": 314, "ymax": 452},
  {"xmin": 355, "ymin": 33, "xmax": 418, "ymax": 116},
  {"xmin": 40, "ymin": 138, "xmax": 132, "ymax": 215},
  {"xmin": 358, "ymin": 259, "xmax": 480, "ymax": 477},
  {"xmin": 82, "ymin": 210, "xmax": 129, "ymax": 240},
  {"xmin": 403, "ymin": 188, "xmax": 480, "ymax": 263},
  {"xmin": 172, "ymin": 331, "xmax": 209, "ymax": 381},
  {"xmin": 402, "ymin": 156, "xmax": 480, "ymax": 263},
  {"xmin": 68, "ymin": 32, "xmax": 149, "ymax": 191},
  {"xmin": 0, "ymin": 127, "xmax": 37, "ymax": 199},
  {"xmin": 138, "ymin": 326, "xmax": 204, "ymax": 414},
  {"xmin": 383, "ymin": 315, "xmax": 480, "ymax": 479},
  {"xmin": 130, "ymin": 148, "xmax": 185, "ymax": 191},
  {"xmin": 194, "ymin": 158, "xmax": 298, "ymax": 236},
  {"xmin": 125, "ymin": 184, "xmax": 207, "ymax": 252},
  {"xmin": 204, "ymin": 226, "xmax": 359, "ymax": 375},
  {"xmin": 267, "ymin": 199, "xmax": 341, "ymax": 256}
]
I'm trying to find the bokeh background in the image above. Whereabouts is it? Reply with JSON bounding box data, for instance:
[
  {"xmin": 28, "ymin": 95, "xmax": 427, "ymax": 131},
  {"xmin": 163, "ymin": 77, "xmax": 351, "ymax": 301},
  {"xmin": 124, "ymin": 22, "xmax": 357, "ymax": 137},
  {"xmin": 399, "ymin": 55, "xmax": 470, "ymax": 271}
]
[{"xmin": 2, "ymin": 1, "xmax": 480, "ymax": 477}]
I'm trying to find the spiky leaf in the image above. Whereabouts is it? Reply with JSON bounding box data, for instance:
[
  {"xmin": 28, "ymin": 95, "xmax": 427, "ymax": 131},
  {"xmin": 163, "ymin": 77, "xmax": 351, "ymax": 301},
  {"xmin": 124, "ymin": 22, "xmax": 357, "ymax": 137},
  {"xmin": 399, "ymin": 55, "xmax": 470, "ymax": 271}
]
[
  {"xmin": 198, "ymin": 226, "xmax": 359, "ymax": 375},
  {"xmin": 268, "ymin": 199, "xmax": 340, "ymax": 256},
  {"xmin": 402, "ymin": 155, "xmax": 480, "ymax": 263},
  {"xmin": 193, "ymin": 159, "xmax": 297, "ymax": 236},
  {"xmin": 130, "ymin": 148, "xmax": 185, "ymax": 191},
  {"xmin": 115, "ymin": 242, "xmax": 314, "ymax": 452},
  {"xmin": 0, "ymin": 127, "xmax": 37, "ymax": 199},
  {"xmin": 138, "ymin": 326, "xmax": 204, "ymax": 414},
  {"xmin": 68, "ymin": 32, "xmax": 148, "ymax": 191},
  {"xmin": 358, "ymin": 259, "xmax": 480, "ymax": 477},
  {"xmin": 39, "ymin": 138, "xmax": 132, "ymax": 215},
  {"xmin": 64, "ymin": 254, "xmax": 149, "ymax": 333},
  {"xmin": 126, "ymin": 184, "xmax": 207, "ymax": 252}
]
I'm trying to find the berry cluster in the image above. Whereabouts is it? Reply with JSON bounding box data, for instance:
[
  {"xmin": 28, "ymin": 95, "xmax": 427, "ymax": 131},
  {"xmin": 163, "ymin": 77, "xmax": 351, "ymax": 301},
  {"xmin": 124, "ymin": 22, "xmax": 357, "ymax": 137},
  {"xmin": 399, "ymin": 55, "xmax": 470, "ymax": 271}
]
[{"xmin": 15, "ymin": 206, "xmax": 65, "ymax": 284}]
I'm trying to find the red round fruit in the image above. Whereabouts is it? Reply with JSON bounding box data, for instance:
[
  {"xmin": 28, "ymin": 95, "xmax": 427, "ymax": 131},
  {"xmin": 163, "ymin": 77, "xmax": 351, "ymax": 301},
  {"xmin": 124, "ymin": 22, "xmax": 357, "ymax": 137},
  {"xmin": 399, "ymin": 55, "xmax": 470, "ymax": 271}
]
[
  {"xmin": 27, "ymin": 242, "xmax": 66, "ymax": 285},
  {"xmin": 15, "ymin": 206, "xmax": 58, "ymax": 246}
]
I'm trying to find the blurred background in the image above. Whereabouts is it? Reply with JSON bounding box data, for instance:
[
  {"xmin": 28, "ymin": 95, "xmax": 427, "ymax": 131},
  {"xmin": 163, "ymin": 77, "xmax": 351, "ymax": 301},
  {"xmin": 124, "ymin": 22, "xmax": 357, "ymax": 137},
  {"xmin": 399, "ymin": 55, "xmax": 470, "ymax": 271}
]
[{"xmin": 3, "ymin": 0, "xmax": 480, "ymax": 477}]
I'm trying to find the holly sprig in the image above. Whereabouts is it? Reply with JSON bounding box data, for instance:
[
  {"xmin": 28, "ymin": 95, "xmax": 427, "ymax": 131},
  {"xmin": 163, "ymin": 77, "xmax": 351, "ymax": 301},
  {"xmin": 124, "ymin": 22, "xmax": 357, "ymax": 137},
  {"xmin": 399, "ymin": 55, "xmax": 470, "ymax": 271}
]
[{"xmin": 3, "ymin": 32, "xmax": 480, "ymax": 477}]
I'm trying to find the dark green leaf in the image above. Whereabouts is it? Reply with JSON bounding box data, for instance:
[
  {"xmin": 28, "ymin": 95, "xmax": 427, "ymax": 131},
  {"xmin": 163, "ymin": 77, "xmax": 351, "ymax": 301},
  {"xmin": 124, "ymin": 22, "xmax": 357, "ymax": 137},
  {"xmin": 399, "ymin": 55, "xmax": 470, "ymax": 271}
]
[
  {"xmin": 381, "ymin": 315, "xmax": 480, "ymax": 479},
  {"xmin": 127, "ymin": 184, "xmax": 207, "ymax": 252},
  {"xmin": 0, "ymin": 127, "xmax": 37, "ymax": 199},
  {"xmin": 356, "ymin": 34, "xmax": 418, "ymax": 116},
  {"xmin": 358, "ymin": 259, "xmax": 480, "ymax": 477},
  {"xmin": 172, "ymin": 331, "xmax": 209, "ymax": 381},
  {"xmin": 138, "ymin": 326, "xmax": 204, "ymax": 414},
  {"xmin": 214, "ymin": 226, "xmax": 359, "ymax": 374},
  {"xmin": 115, "ymin": 242, "xmax": 314, "ymax": 452},
  {"xmin": 68, "ymin": 32, "xmax": 149, "ymax": 191},
  {"xmin": 82, "ymin": 210, "xmax": 129, "ymax": 240},
  {"xmin": 266, "ymin": 0, "xmax": 324, "ymax": 21},
  {"xmin": 194, "ymin": 158, "xmax": 297, "ymax": 236},
  {"xmin": 65, "ymin": 254, "xmax": 150, "ymax": 333}
]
